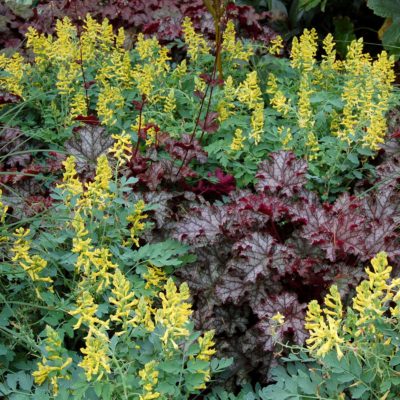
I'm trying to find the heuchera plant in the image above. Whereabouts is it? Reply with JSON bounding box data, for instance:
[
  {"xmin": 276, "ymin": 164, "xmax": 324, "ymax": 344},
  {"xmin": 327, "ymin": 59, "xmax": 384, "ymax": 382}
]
[{"xmin": 168, "ymin": 150, "xmax": 400, "ymax": 386}]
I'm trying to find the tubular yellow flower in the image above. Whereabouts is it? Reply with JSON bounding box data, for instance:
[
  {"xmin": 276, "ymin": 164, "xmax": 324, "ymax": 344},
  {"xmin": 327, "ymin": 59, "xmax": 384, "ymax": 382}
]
[
  {"xmin": 57, "ymin": 156, "xmax": 83, "ymax": 197},
  {"xmin": 266, "ymin": 73, "xmax": 290, "ymax": 115},
  {"xmin": 278, "ymin": 126, "xmax": 293, "ymax": 150},
  {"xmin": 0, "ymin": 52, "xmax": 25, "ymax": 97},
  {"xmin": 154, "ymin": 279, "xmax": 192, "ymax": 344},
  {"xmin": 230, "ymin": 128, "xmax": 245, "ymax": 151},
  {"xmin": 69, "ymin": 291, "xmax": 109, "ymax": 332},
  {"xmin": 163, "ymin": 89, "xmax": 176, "ymax": 115},
  {"xmin": 109, "ymin": 132, "xmax": 133, "ymax": 164},
  {"xmin": 126, "ymin": 200, "xmax": 148, "ymax": 247},
  {"xmin": 271, "ymin": 312, "xmax": 285, "ymax": 325},
  {"xmin": 182, "ymin": 17, "xmax": 209, "ymax": 62},
  {"xmin": 269, "ymin": 35, "xmax": 284, "ymax": 55},
  {"xmin": 132, "ymin": 63, "xmax": 155, "ymax": 99},
  {"xmin": 53, "ymin": 17, "xmax": 78, "ymax": 62},
  {"xmin": 222, "ymin": 20, "xmax": 253, "ymax": 62},
  {"xmin": 109, "ymin": 268, "xmax": 139, "ymax": 333},
  {"xmin": 25, "ymin": 26, "xmax": 53, "ymax": 66},
  {"xmin": 250, "ymin": 102, "xmax": 264, "ymax": 145},
  {"xmin": 97, "ymin": 84, "xmax": 125, "ymax": 126},
  {"xmin": 321, "ymin": 33, "xmax": 338, "ymax": 70},
  {"xmin": 12, "ymin": 228, "xmax": 52, "ymax": 287},
  {"xmin": 70, "ymin": 90, "xmax": 87, "ymax": 118},
  {"xmin": 32, "ymin": 326, "xmax": 72, "ymax": 395},
  {"xmin": 79, "ymin": 330, "xmax": 111, "ymax": 381},
  {"xmin": 173, "ymin": 59, "xmax": 187, "ymax": 79},
  {"xmin": 136, "ymin": 33, "xmax": 159, "ymax": 60},
  {"xmin": 97, "ymin": 49, "xmax": 132, "ymax": 87},
  {"xmin": 237, "ymin": 71, "xmax": 262, "ymax": 110},
  {"xmin": 305, "ymin": 297, "xmax": 344, "ymax": 360},
  {"xmin": 290, "ymin": 28, "xmax": 318, "ymax": 71},
  {"xmin": 218, "ymin": 75, "xmax": 236, "ymax": 122},
  {"xmin": 81, "ymin": 15, "xmax": 100, "ymax": 62},
  {"xmin": 56, "ymin": 63, "xmax": 80, "ymax": 96},
  {"xmin": 139, "ymin": 361, "xmax": 160, "ymax": 400},
  {"xmin": 144, "ymin": 265, "xmax": 167, "ymax": 290}
]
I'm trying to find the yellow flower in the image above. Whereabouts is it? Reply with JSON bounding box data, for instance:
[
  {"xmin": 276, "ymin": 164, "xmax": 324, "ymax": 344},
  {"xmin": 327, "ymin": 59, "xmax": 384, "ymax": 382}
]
[
  {"xmin": 79, "ymin": 330, "xmax": 111, "ymax": 381},
  {"xmin": 70, "ymin": 90, "xmax": 87, "ymax": 118},
  {"xmin": 139, "ymin": 361, "xmax": 160, "ymax": 400},
  {"xmin": 32, "ymin": 326, "xmax": 72, "ymax": 395},
  {"xmin": 96, "ymin": 84, "xmax": 125, "ymax": 126},
  {"xmin": 109, "ymin": 268, "xmax": 139, "ymax": 333},
  {"xmin": 173, "ymin": 59, "xmax": 188, "ymax": 79},
  {"xmin": 271, "ymin": 312, "xmax": 285, "ymax": 325},
  {"xmin": 290, "ymin": 28, "xmax": 318, "ymax": 71},
  {"xmin": 136, "ymin": 33, "xmax": 159, "ymax": 60},
  {"xmin": 182, "ymin": 17, "xmax": 209, "ymax": 62},
  {"xmin": 250, "ymin": 102, "xmax": 264, "ymax": 145},
  {"xmin": 237, "ymin": 71, "xmax": 262, "ymax": 110},
  {"xmin": 154, "ymin": 279, "xmax": 192, "ymax": 344},
  {"xmin": 132, "ymin": 63, "xmax": 155, "ymax": 99},
  {"xmin": 0, "ymin": 52, "xmax": 25, "ymax": 97},
  {"xmin": 163, "ymin": 89, "xmax": 176, "ymax": 115},
  {"xmin": 222, "ymin": 20, "xmax": 253, "ymax": 62},
  {"xmin": 230, "ymin": 128, "xmax": 245, "ymax": 151},
  {"xmin": 269, "ymin": 35, "xmax": 284, "ymax": 55},
  {"xmin": 126, "ymin": 200, "xmax": 148, "ymax": 247},
  {"xmin": 144, "ymin": 265, "xmax": 167, "ymax": 290},
  {"xmin": 69, "ymin": 291, "xmax": 109, "ymax": 332},
  {"xmin": 109, "ymin": 132, "xmax": 133, "ymax": 164},
  {"xmin": 266, "ymin": 73, "xmax": 290, "ymax": 115},
  {"xmin": 25, "ymin": 26, "xmax": 53, "ymax": 66}
]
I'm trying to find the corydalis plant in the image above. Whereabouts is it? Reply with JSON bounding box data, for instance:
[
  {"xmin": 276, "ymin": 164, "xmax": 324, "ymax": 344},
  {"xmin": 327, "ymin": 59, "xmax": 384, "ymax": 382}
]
[
  {"xmin": 261, "ymin": 29, "xmax": 396, "ymax": 198},
  {"xmin": 0, "ymin": 149, "xmax": 229, "ymax": 398}
]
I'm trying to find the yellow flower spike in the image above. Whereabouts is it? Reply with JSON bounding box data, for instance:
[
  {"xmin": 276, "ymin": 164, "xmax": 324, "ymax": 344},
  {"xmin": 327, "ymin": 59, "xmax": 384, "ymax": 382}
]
[
  {"xmin": 323, "ymin": 285, "xmax": 343, "ymax": 319},
  {"xmin": 230, "ymin": 128, "xmax": 245, "ymax": 151},
  {"xmin": 222, "ymin": 20, "xmax": 253, "ymax": 62},
  {"xmin": 79, "ymin": 331, "xmax": 111, "ymax": 381},
  {"xmin": 126, "ymin": 200, "xmax": 148, "ymax": 247},
  {"xmin": 136, "ymin": 33, "xmax": 160, "ymax": 60},
  {"xmin": 57, "ymin": 156, "xmax": 83, "ymax": 199},
  {"xmin": 109, "ymin": 132, "xmax": 133, "ymax": 165},
  {"xmin": 109, "ymin": 268, "xmax": 139, "ymax": 331},
  {"xmin": 182, "ymin": 17, "xmax": 210, "ymax": 62},
  {"xmin": 96, "ymin": 84, "xmax": 125, "ymax": 126},
  {"xmin": 163, "ymin": 89, "xmax": 176, "ymax": 115},
  {"xmin": 144, "ymin": 265, "xmax": 168, "ymax": 290},
  {"xmin": 154, "ymin": 279, "xmax": 192, "ymax": 344},
  {"xmin": 173, "ymin": 59, "xmax": 188, "ymax": 79},
  {"xmin": 237, "ymin": 71, "xmax": 262, "ymax": 110},
  {"xmin": 290, "ymin": 28, "xmax": 318, "ymax": 71},
  {"xmin": 269, "ymin": 35, "xmax": 284, "ymax": 56},
  {"xmin": 132, "ymin": 63, "xmax": 155, "ymax": 99},
  {"xmin": 139, "ymin": 361, "xmax": 160, "ymax": 400},
  {"xmin": 69, "ymin": 291, "xmax": 109, "ymax": 331},
  {"xmin": 321, "ymin": 33, "xmax": 338, "ymax": 70},
  {"xmin": 250, "ymin": 102, "xmax": 264, "ymax": 145},
  {"xmin": 0, "ymin": 52, "xmax": 25, "ymax": 97},
  {"xmin": 70, "ymin": 90, "xmax": 87, "ymax": 118},
  {"xmin": 32, "ymin": 327, "xmax": 72, "ymax": 395},
  {"xmin": 266, "ymin": 73, "xmax": 290, "ymax": 115},
  {"xmin": 25, "ymin": 26, "xmax": 53, "ymax": 66},
  {"xmin": 197, "ymin": 330, "xmax": 216, "ymax": 362}
]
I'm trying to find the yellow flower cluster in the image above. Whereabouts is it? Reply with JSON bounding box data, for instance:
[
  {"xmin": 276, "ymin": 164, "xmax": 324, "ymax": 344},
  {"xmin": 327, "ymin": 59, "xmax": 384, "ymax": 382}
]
[
  {"xmin": 269, "ymin": 35, "xmax": 284, "ymax": 55},
  {"xmin": 182, "ymin": 17, "xmax": 210, "ymax": 62},
  {"xmin": 230, "ymin": 128, "xmax": 245, "ymax": 151},
  {"xmin": 139, "ymin": 360, "xmax": 160, "ymax": 400},
  {"xmin": 218, "ymin": 75, "xmax": 236, "ymax": 122},
  {"xmin": 266, "ymin": 73, "xmax": 290, "ymax": 116},
  {"xmin": 305, "ymin": 252, "xmax": 400, "ymax": 361},
  {"xmin": 11, "ymin": 228, "xmax": 53, "ymax": 295},
  {"xmin": 305, "ymin": 285, "xmax": 344, "ymax": 359},
  {"xmin": 109, "ymin": 131, "xmax": 133, "ymax": 164},
  {"xmin": 69, "ymin": 90, "xmax": 87, "ymax": 119},
  {"xmin": 0, "ymin": 52, "xmax": 25, "ymax": 97},
  {"xmin": 163, "ymin": 89, "xmax": 176, "ymax": 115},
  {"xmin": 192, "ymin": 330, "xmax": 216, "ymax": 389},
  {"xmin": 290, "ymin": 28, "xmax": 318, "ymax": 71},
  {"xmin": 144, "ymin": 265, "xmax": 167, "ymax": 291},
  {"xmin": 222, "ymin": 20, "xmax": 253, "ymax": 62},
  {"xmin": 127, "ymin": 199, "xmax": 148, "ymax": 247},
  {"xmin": 237, "ymin": 71, "xmax": 264, "ymax": 144},
  {"xmin": 96, "ymin": 84, "xmax": 125, "ymax": 126},
  {"xmin": 32, "ymin": 326, "xmax": 72, "ymax": 395},
  {"xmin": 155, "ymin": 279, "xmax": 192, "ymax": 345}
]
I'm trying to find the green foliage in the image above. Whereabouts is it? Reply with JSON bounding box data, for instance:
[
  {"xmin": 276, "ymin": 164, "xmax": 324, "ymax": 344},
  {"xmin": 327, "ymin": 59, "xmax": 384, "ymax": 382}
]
[{"xmin": 367, "ymin": 0, "xmax": 400, "ymax": 59}]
